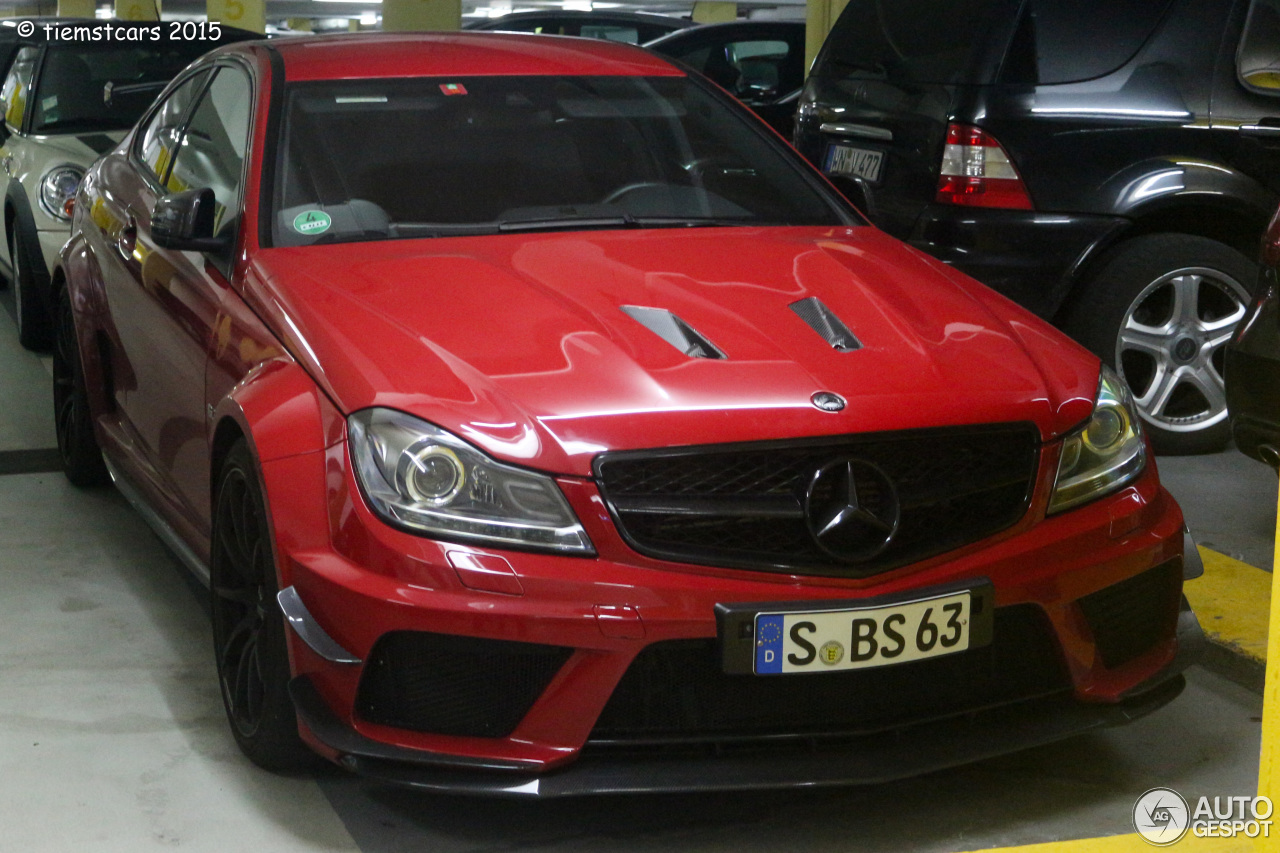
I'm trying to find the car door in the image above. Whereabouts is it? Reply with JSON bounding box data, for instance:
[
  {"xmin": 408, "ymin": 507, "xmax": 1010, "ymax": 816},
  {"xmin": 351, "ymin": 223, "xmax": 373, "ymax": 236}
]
[
  {"xmin": 95, "ymin": 63, "xmax": 253, "ymax": 540},
  {"xmin": 1211, "ymin": 0, "xmax": 1280, "ymax": 200}
]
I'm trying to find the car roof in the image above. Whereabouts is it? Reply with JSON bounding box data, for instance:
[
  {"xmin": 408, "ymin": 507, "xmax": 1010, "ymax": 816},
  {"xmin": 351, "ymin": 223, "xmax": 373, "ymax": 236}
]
[
  {"xmin": 265, "ymin": 31, "xmax": 687, "ymax": 82},
  {"xmin": 466, "ymin": 10, "xmax": 695, "ymax": 30},
  {"xmin": 644, "ymin": 20, "xmax": 806, "ymax": 49}
]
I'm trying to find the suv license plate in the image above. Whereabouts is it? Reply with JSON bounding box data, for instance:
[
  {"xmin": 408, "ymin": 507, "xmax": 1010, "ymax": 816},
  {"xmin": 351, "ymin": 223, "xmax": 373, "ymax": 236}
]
[
  {"xmin": 825, "ymin": 143, "xmax": 885, "ymax": 183},
  {"xmin": 754, "ymin": 590, "xmax": 972, "ymax": 674}
]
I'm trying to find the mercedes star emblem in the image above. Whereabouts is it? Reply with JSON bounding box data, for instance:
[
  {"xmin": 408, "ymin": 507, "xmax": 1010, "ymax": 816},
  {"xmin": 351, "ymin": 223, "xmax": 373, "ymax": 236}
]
[{"xmin": 805, "ymin": 457, "xmax": 901, "ymax": 562}]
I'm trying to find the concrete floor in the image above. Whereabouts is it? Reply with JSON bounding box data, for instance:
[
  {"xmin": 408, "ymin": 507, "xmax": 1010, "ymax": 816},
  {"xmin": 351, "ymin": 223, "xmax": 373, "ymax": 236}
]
[{"xmin": 0, "ymin": 283, "xmax": 1271, "ymax": 852}]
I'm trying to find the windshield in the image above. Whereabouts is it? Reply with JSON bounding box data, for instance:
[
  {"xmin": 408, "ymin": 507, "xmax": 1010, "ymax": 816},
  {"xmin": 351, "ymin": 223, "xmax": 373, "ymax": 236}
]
[
  {"xmin": 33, "ymin": 40, "xmax": 227, "ymax": 134},
  {"xmin": 271, "ymin": 75, "xmax": 849, "ymax": 247}
]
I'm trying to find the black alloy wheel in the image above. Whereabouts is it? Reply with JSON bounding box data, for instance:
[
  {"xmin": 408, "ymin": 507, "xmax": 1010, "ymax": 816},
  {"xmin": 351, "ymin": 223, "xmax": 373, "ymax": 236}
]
[
  {"xmin": 52, "ymin": 288, "xmax": 108, "ymax": 486},
  {"xmin": 211, "ymin": 440, "xmax": 312, "ymax": 771}
]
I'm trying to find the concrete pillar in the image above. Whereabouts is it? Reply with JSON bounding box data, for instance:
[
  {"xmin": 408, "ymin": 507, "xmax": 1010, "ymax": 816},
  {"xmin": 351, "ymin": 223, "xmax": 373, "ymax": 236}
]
[
  {"xmin": 286, "ymin": 16, "xmax": 312, "ymax": 31},
  {"xmin": 56, "ymin": 0, "xmax": 94, "ymax": 17},
  {"xmin": 207, "ymin": 0, "xmax": 265, "ymax": 33},
  {"xmin": 381, "ymin": 0, "xmax": 460, "ymax": 32},
  {"xmin": 805, "ymin": 0, "xmax": 849, "ymax": 77},
  {"xmin": 115, "ymin": 0, "xmax": 158, "ymax": 20},
  {"xmin": 691, "ymin": 1, "xmax": 736, "ymax": 24}
]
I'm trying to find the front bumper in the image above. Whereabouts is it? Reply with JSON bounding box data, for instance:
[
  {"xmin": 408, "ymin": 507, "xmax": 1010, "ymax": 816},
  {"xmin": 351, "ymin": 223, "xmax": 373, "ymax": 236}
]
[
  {"xmin": 908, "ymin": 206, "xmax": 1128, "ymax": 318},
  {"xmin": 262, "ymin": 436, "xmax": 1194, "ymax": 794},
  {"xmin": 292, "ymin": 604, "xmax": 1199, "ymax": 797}
]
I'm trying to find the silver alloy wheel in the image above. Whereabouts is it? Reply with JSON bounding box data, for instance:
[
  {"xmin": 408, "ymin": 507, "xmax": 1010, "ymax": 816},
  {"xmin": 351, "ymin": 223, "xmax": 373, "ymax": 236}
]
[{"xmin": 1115, "ymin": 266, "xmax": 1251, "ymax": 435}]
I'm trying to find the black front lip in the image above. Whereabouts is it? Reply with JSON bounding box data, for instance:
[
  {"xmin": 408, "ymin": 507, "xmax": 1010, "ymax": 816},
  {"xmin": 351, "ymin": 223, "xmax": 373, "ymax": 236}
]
[{"xmin": 291, "ymin": 605, "xmax": 1203, "ymax": 798}]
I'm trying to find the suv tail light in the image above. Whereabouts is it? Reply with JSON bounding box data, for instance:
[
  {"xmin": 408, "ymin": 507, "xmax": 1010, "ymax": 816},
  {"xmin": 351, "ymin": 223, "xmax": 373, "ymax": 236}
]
[
  {"xmin": 936, "ymin": 124, "xmax": 1034, "ymax": 210},
  {"xmin": 1261, "ymin": 205, "xmax": 1280, "ymax": 268}
]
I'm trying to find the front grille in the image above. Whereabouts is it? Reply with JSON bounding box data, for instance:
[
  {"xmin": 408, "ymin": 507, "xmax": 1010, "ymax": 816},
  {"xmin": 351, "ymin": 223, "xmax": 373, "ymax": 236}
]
[
  {"xmin": 1078, "ymin": 560, "xmax": 1182, "ymax": 669},
  {"xmin": 595, "ymin": 424, "xmax": 1039, "ymax": 577},
  {"xmin": 355, "ymin": 632, "xmax": 574, "ymax": 738},
  {"xmin": 590, "ymin": 605, "xmax": 1067, "ymax": 743}
]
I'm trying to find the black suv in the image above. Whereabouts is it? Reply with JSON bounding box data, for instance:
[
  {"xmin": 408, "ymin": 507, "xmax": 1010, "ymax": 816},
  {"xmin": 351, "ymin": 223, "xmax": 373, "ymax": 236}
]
[{"xmin": 795, "ymin": 0, "xmax": 1280, "ymax": 453}]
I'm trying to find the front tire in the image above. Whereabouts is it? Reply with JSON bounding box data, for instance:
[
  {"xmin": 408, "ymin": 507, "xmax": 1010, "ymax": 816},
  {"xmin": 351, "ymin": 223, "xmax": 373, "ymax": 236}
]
[
  {"xmin": 211, "ymin": 440, "xmax": 312, "ymax": 771},
  {"xmin": 1062, "ymin": 234, "xmax": 1255, "ymax": 454},
  {"xmin": 11, "ymin": 226, "xmax": 52, "ymax": 350},
  {"xmin": 52, "ymin": 288, "xmax": 109, "ymax": 486}
]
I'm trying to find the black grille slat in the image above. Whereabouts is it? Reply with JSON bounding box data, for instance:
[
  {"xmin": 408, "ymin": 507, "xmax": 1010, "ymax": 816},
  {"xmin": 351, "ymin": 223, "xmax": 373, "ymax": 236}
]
[
  {"xmin": 1078, "ymin": 560, "xmax": 1182, "ymax": 669},
  {"xmin": 591, "ymin": 606, "xmax": 1067, "ymax": 742},
  {"xmin": 356, "ymin": 632, "xmax": 573, "ymax": 738},
  {"xmin": 596, "ymin": 424, "xmax": 1039, "ymax": 578}
]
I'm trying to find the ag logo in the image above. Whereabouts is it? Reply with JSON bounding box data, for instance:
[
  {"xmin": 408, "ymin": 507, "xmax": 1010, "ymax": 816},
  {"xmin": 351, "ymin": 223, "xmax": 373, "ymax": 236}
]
[{"xmin": 1133, "ymin": 787, "xmax": 1190, "ymax": 846}]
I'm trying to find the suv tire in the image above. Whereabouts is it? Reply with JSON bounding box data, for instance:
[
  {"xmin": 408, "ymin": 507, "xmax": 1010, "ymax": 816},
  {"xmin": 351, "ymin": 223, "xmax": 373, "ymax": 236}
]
[{"xmin": 1063, "ymin": 233, "xmax": 1255, "ymax": 455}]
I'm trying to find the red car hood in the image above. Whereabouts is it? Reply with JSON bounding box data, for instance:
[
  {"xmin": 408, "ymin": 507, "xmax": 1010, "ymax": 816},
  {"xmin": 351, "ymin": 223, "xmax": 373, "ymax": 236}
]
[{"xmin": 247, "ymin": 226, "xmax": 1098, "ymax": 475}]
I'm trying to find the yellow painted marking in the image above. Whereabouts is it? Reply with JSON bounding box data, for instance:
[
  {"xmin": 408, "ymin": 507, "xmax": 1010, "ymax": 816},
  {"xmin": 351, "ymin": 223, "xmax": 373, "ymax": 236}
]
[
  {"xmin": 953, "ymin": 833, "xmax": 1254, "ymax": 852},
  {"xmin": 1259, "ymin": 478, "xmax": 1280, "ymax": 828},
  {"xmin": 1184, "ymin": 547, "xmax": 1272, "ymax": 663}
]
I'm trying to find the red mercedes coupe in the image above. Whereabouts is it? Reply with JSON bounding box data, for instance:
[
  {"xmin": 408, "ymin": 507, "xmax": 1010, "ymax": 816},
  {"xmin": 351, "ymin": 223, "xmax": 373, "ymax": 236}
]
[{"xmin": 54, "ymin": 32, "xmax": 1203, "ymax": 796}]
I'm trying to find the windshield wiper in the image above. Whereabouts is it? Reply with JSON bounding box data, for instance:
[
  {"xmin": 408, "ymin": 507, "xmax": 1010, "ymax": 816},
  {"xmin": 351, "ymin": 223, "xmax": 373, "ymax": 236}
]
[{"xmin": 498, "ymin": 215, "xmax": 639, "ymax": 233}]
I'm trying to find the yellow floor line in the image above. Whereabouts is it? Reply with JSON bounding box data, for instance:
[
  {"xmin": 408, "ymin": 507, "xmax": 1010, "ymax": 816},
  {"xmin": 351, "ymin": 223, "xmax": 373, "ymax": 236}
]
[
  {"xmin": 953, "ymin": 833, "xmax": 1255, "ymax": 852},
  {"xmin": 1184, "ymin": 546, "xmax": 1272, "ymax": 662}
]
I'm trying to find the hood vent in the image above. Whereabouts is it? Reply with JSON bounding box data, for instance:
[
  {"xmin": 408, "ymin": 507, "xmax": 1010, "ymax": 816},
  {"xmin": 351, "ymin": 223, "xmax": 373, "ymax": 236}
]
[
  {"xmin": 790, "ymin": 297, "xmax": 861, "ymax": 352},
  {"xmin": 621, "ymin": 305, "xmax": 726, "ymax": 359}
]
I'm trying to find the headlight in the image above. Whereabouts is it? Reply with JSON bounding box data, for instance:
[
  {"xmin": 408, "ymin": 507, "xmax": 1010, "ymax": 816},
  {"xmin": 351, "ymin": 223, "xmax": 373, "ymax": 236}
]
[
  {"xmin": 39, "ymin": 165, "xmax": 83, "ymax": 221},
  {"xmin": 1048, "ymin": 366, "xmax": 1146, "ymax": 514},
  {"xmin": 348, "ymin": 408, "xmax": 594, "ymax": 554}
]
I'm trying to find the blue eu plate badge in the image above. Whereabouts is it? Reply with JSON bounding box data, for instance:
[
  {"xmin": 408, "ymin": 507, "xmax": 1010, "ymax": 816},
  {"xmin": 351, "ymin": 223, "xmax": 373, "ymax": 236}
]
[{"xmin": 754, "ymin": 614, "xmax": 785, "ymax": 674}]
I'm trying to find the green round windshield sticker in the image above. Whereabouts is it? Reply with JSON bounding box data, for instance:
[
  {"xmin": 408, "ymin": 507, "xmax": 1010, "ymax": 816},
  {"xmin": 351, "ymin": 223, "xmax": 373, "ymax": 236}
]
[{"xmin": 293, "ymin": 210, "xmax": 332, "ymax": 235}]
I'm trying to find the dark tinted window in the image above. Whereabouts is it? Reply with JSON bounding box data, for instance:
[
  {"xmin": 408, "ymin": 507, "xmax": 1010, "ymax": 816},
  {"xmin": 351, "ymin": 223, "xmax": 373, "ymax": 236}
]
[
  {"xmin": 1010, "ymin": 0, "xmax": 1174, "ymax": 85},
  {"xmin": 818, "ymin": 0, "xmax": 1020, "ymax": 85},
  {"xmin": 1240, "ymin": 0, "xmax": 1280, "ymax": 92},
  {"xmin": 0, "ymin": 46, "xmax": 36, "ymax": 131},
  {"xmin": 33, "ymin": 38, "xmax": 231, "ymax": 134},
  {"xmin": 272, "ymin": 75, "xmax": 846, "ymax": 247},
  {"xmin": 137, "ymin": 71, "xmax": 209, "ymax": 182},
  {"xmin": 167, "ymin": 66, "xmax": 252, "ymax": 262}
]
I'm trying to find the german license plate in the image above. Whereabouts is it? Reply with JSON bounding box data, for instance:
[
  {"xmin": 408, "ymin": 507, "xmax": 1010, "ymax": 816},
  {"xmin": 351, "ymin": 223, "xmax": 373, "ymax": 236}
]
[
  {"xmin": 824, "ymin": 143, "xmax": 885, "ymax": 182},
  {"xmin": 753, "ymin": 590, "xmax": 973, "ymax": 674}
]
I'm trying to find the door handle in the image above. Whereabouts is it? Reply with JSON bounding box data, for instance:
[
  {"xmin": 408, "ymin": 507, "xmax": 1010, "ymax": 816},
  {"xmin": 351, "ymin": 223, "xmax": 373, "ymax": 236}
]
[
  {"xmin": 116, "ymin": 213, "xmax": 137, "ymax": 260},
  {"xmin": 1240, "ymin": 120, "xmax": 1280, "ymax": 137}
]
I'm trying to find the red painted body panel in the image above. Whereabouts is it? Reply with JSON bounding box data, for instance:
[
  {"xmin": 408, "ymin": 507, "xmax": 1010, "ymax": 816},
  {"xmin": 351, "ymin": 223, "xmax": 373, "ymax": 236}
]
[
  {"xmin": 246, "ymin": 226, "xmax": 1098, "ymax": 476},
  {"xmin": 269, "ymin": 32, "xmax": 682, "ymax": 83}
]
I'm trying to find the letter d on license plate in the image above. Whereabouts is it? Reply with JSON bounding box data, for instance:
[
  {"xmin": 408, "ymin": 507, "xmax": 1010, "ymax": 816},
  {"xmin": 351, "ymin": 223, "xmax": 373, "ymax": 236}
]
[{"xmin": 753, "ymin": 590, "xmax": 981, "ymax": 675}]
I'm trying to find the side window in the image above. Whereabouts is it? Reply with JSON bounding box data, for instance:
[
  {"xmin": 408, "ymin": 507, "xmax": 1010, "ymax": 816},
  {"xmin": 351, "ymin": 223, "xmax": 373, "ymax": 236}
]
[
  {"xmin": 1240, "ymin": 0, "xmax": 1280, "ymax": 92},
  {"xmin": 1, "ymin": 47, "xmax": 38, "ymax": 133},
  {"xmin": 166, "ymin": 66, "xmax": 252, "ymax": 264},
  {"xmin": 136, "ymin": 70, "xmax": 209, "ymax": 183}
]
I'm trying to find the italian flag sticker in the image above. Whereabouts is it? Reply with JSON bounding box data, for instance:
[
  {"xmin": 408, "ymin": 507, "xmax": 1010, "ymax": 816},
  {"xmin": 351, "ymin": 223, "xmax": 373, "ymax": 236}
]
[{"xmin": 440, "ymin": 83, "xmax": 468, "ymax": 96}]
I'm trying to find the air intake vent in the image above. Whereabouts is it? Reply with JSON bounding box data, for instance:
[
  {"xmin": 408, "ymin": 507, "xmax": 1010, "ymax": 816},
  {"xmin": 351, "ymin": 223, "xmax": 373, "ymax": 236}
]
[
  {"xmin": 621, "ymin": 305, "xmax": 725, "ymax": 359},
  {"xmin": 790, "ymin": 297, "xmax": 861, "ymax": 351}
]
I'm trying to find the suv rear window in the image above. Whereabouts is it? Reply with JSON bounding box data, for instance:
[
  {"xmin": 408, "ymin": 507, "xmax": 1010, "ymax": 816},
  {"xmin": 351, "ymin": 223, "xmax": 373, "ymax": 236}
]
[
  {"xmin": 816, "ymin": 0, "xmax": 1021, "ymax": 85},
  {"xmin": 1006, "ymin": 0, "xmax": 1174, "ymax": 85}
]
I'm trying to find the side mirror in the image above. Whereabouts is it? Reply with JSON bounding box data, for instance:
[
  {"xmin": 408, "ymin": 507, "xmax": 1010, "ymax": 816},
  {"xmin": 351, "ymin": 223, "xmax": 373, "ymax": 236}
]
[{"xmin": 152, "ymin": 187, "xmax": 227, "ymax": 252}]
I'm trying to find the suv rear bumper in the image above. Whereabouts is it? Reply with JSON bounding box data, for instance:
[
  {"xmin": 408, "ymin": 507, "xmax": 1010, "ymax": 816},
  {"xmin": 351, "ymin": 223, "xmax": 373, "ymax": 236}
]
[{"xmin": 908, "ymin": 206, "xmax": 1128, "ymax": 318}]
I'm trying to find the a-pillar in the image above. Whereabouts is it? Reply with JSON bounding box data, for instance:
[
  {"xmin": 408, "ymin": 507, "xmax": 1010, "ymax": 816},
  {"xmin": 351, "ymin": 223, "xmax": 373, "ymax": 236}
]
[
  {"xmin": 381, "ymin": 0, "xmax": 460, "ymax": 32},
  {"xmin": 207, "ymin": 0, "xmax": 265, "ymax": 34},
  {"xmin": 691, "ymin": 1, "xmax": 736, "ymax": 24},
  {"xmin": 805, "ymin": 0, "xmax": 849, "ymax": 76},
  {"xmin": 115, "ymin": 0, "xmax": 159, "ymax": 20},
  {"xmin": 56, "ymin": 0, "xmax": 94, "ymax": 17}
]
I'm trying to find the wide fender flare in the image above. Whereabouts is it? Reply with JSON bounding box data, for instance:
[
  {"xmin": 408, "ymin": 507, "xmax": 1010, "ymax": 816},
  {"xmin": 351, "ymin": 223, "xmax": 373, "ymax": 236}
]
[
  {"xmin": 210, "ymin": 358, "xmax": 346, "ymax": 574},
  {"xmin": 1102, "ymin": 156, "xmax": 1276, "ymax": 222},
  {"xmin": 4, "ymin": 176, "xmax": 37, "ymax": 268}
]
